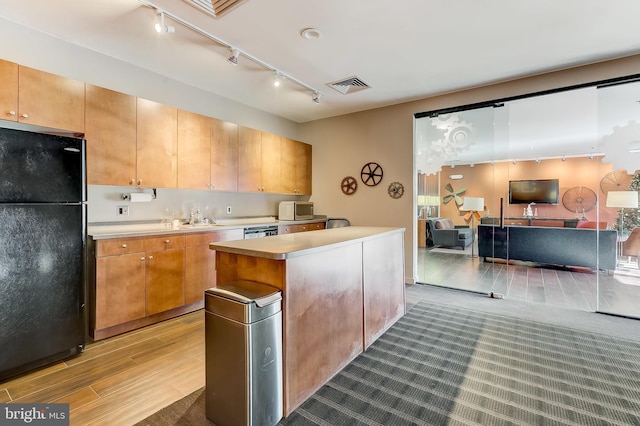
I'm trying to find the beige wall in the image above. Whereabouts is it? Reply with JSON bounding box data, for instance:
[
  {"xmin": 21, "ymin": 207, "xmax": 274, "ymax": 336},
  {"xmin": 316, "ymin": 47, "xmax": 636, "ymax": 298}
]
[{"xmin": 300, "ymin": 55, "xmax": 640, "ymax": 283}]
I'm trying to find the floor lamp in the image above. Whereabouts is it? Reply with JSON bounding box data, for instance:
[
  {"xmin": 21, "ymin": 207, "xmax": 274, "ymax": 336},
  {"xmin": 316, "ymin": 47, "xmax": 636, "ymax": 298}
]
[
  {"xmin": 606, "ymin": 190, "xmax": 639, "ymax": 263},
  {"xmin": 463, "ymin": 196, "xmax": 485, "ymax": 258}
]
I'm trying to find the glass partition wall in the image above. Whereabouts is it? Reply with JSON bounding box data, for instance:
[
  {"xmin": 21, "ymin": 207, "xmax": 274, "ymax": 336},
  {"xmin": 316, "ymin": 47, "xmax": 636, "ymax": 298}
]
[
  {"xmin": 596, "ymin": 80, "xmax": 640, "ymax": 317},
  {"xmin": 415, "ymin": 80, "xmax": 640, "ymax": 318}
]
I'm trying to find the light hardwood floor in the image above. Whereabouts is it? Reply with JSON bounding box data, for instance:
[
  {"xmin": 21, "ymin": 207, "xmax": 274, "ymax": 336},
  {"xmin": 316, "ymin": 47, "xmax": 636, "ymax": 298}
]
[{"xmin": 0, "ymin": 311, "xmax": 205, "ymax": 426}]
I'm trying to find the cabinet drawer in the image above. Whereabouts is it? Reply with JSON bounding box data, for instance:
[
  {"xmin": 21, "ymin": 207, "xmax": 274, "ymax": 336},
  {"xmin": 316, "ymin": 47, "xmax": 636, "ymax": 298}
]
[
  {"xmin": 96, "ymin": 238, "xmax": 145, "ymax": 257},
  {"xmin": 143, "ymin": 234, "xmax": 186, "ymax": 252},
  {"xmin": 186, "ymin": 229, "xmax": 244, "ymax": 246}
]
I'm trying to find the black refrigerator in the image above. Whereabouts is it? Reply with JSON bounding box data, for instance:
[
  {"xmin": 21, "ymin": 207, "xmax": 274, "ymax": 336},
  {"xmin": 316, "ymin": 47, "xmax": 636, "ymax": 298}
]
[{"xmin": 0, "ymin": 126, "xmax": 86, "ymax": 381}]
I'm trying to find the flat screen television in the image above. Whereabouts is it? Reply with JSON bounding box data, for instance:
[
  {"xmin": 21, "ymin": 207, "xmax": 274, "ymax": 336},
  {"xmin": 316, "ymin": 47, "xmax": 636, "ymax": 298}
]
[{"xmin": 509, "ymin": 179, "xmax": 559, "ymax": 204}]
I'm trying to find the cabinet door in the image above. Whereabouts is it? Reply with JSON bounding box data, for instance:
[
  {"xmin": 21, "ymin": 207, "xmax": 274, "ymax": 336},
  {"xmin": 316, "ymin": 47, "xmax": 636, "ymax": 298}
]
[
  {"xmin": 295, "ymin": 141, "xmax": 312, "ymax": 195},
  {"xmin": 18, "ymin": 66, "xmax": 85, "ymax": 132},
  {"xmin": 178, "ymin": 109, "xmax": 211, "ymax": 190},
  {"xmin": 0, "ymin": 59, "xmax": 18, "ymax": 122},
  {"xmin": 261, "ymin": 132, "xmax": 281, "ymax": 193},
  {"xmin": 281, "ymin": 138, "xmax": 312, "ymax": 194},
  {"xmin": 85, "ymin": 85, "xmax": 137, "ymax": 186},
  {"xmin": 136, "ymin": 98, "xmax": 178, "ymax": 188},
  {"xmin": 95, "ymin": 253, "xmax": 146, "ymax": 329},
  {"xmin": 211, "ymin": 118, "xmax": 238, "ymax": 191},
  {"xmin": 238, "ymin": 126, "xmax": 262, "ymax": 192},
  {"xmin": 146, "ymin": 248, "xmax": 185, "ymax": 315},
  {"xmin": 280, "ymin": 138, "xmax": 297, "ymax": 194},
  {"xmin": 184, "ymin": 229, "xmax": 243, "ymax": 304},
  {"xmin": 185, "ymin": 244, "xmax": 216, "ymax": 305}
]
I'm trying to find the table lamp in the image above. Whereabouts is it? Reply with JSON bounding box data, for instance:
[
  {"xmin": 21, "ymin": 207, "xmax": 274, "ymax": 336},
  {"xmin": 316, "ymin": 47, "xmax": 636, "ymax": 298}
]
[
  {"xmin": 606, "ymin": 190, "xmax": 639, "ymax": 238},
  {"xmin": 606, "ymin": 190, "xmax": 639, "ymax": 266}
]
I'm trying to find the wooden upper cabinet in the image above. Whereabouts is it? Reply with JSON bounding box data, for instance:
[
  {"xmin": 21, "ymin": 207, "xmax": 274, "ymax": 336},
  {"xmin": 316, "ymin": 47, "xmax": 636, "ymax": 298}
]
[
  {"xmin": 136, "ymin": 98, "xmax": 178, "ymax": 188},
  {"xmin": 281, "ymin": 138, "xmax": 312, "ymax": 194},
  {"xmin": 261, "ymin": 131, "xmax": 282, "ymax": 193},
  {"xmin": 178, "ymin": 109, "xmax": 211, "ymax": 190},
  {"xmin": 0, "ymin": 59, "xmax": 18, "ymax": 122},
  {"xmin": 238, "ymin": 126, "xmax": 284, "ymax": 193},
  {"xmin": 18, "ymin": 65, "xmax": 85, "ymax": 133},
  {"xmin": 211, "ymin": 118, "xmax": 238, "ymax": 191},
  {"xmin": 85, "ymin": 85, "xmax": 137, "ymax": 186},
  {"xmin": 238, "ymin": 126, "xmax": 263, "ymax": 192}
]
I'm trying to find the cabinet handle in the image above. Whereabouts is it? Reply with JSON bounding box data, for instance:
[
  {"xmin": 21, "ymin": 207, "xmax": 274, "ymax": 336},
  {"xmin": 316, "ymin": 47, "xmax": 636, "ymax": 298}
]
[
  {"xmin": 121, "ymin": 244, "xmax": 127, "ymax": 248},
  {"xmin": 164, "ymin": 239, "xmax": 170, "ymax": 244},
  {"xmin": 6, "ymin": 111, "xmax": 16, "ymax": 116},
  {"xmin": 20, "ymin": 113, "xmax": 29, "ymax": 119},
  {"xmin": 129, "ymin": 179, "xmax": 135, "ymax": 186},
  {"xmin": 148, "ymin": 255, "xmax": 154, "ymax": 260},
  {"xmin": 141, "ymin": 257, "xmax": 145, "ymax": 261},
  {"xmin": 137, "ymin": 179, "xmax": 143, "ymax": 186}
]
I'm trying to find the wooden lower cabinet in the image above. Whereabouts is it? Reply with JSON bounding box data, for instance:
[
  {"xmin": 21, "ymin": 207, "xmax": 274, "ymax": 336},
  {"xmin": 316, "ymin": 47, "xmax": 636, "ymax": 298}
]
[
  {"xmin": 184, "ymin": 229, "xmax": 243, "ymax": 305},
  {"xmin": 91, "ymin": 229, "xmax": 242, "ymax": 340},
  {"xmin": 95, "ymin": 252, "xmax": 146, "ymax": 330},
  {"xmin": 145, "ymin": 248, "xmax": 185, "ymax": 315},
  {"xmin": 278, "ymin": 221, "xmax": 325, "ymax": 234}
]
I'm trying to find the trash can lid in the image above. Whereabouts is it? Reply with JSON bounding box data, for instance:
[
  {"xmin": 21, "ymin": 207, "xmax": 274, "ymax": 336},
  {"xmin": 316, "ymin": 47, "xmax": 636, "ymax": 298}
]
[{"xmin": 206, "ymin": 280, "xmax": 281, "ymax": 307}]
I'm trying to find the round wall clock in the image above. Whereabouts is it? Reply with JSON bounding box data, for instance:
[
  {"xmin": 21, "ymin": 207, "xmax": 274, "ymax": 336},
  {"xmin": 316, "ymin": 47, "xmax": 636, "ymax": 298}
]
[
  {"xmin": 341, "ymin": 176, "xmax": 358, "ymax": 195},
  {"xmin": 388, "ymin": 182, "xmax": 405, "ymax": 199},
  {"xmin": 562, "ymin": 186, "xmax": 597, "ymax": 213},
  {"xmin": 361, "ymin": 162, "xmax": 383, "ymax": 186},
  {"xmin": 600, "ymin": 169, "xmax": 633, "ymax": 193}
]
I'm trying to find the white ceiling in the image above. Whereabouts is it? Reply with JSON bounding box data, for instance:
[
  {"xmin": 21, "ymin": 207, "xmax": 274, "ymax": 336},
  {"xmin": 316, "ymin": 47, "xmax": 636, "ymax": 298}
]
[{"xmin": 1, "ymin": 0, "xmax": 639, "ymax": 124}]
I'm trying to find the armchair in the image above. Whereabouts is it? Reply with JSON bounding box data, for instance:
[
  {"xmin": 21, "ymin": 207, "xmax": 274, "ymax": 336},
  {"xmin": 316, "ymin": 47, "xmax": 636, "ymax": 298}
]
[{"xmin": 428, "ymin": 218, "xmax": 474, "ymax": 249}]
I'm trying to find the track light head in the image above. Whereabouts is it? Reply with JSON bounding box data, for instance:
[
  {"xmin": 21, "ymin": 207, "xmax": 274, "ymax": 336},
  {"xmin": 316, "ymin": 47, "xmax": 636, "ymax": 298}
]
[
  {"xmin": 154, "ymin": 10, "xmax": 175, "ymax": 33},
  {"xmin": 227, "ymin": 48, "xmax": 240, "ymax": 65},
  {"xmin": 312, "ymin": 91, "xmax": 321, "ymax": 104},
  {"xmin": 273, "ymin": 71, "xmax": 282, "ymax": 87}
]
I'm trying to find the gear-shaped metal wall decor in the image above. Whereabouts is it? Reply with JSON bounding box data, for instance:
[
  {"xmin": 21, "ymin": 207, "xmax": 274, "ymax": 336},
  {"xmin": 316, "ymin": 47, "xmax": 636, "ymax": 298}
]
[
  {"xmin": 388, "ymin": 182, "xmax": 405, "ymax": 199},
  {"xmin": 341, "ymin": 176, "xmax": 358, "ymax": 195},
  {"xmin": 361, "ymin": 162, "xmax": 383, "ymax": 186},
  {"xmin": 599, "ymin": 120, "xmax": 640, "ymax": 174}
]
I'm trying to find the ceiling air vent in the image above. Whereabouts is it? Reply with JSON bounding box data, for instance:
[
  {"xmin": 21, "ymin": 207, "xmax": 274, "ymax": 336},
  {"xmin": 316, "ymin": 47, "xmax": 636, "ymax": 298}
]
[
  {"xmin": 327, "ymin": 76, "xmax": 371, "ymax": 95},
  {"xmin": 183, "ymin": 0, "xmax": 248, "ymax": 18}
]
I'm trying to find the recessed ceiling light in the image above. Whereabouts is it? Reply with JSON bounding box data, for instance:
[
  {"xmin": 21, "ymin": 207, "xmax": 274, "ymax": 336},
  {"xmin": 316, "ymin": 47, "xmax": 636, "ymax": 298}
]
[{"xmin": 300, "ymin": 28, "xmax": 322, "ymax": 40}]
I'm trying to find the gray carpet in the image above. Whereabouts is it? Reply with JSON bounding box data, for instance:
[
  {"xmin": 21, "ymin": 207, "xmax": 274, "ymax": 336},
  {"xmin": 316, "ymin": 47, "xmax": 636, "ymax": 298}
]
[{"xmin": 138, "ymin": 287, "xmax": 640, "ymax": 425}]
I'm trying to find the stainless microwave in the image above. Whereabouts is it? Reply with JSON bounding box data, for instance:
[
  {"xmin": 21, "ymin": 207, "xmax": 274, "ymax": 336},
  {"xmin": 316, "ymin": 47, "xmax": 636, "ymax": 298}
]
[{"xmin": 279, "ymin": 201, "xmax": 314, "ymax": 221}]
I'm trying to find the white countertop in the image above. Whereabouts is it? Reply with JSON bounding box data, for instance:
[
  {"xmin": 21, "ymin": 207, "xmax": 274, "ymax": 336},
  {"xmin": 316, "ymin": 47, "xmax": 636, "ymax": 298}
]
[
  {"xmin": 89, "ymin": 217, "xmax": 327, "ymax": 239},
  {"xmin": 209, "ymin": 226, "xmax": 405, "ymax": 260}
]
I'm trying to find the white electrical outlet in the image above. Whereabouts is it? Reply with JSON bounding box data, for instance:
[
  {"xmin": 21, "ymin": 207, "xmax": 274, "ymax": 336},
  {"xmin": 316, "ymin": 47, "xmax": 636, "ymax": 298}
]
[
  {"xmin": 226, "ymin": 206, "xmax": 232, "ymax": 214},
  {"xmin": 117, "ymin": 205, "xmax": 129, "ymax": 216}
]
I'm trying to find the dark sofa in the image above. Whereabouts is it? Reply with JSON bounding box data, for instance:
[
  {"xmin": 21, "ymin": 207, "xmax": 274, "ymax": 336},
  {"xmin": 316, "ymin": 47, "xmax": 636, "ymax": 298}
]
[
  {"xmin": 427, "ymin": 218, "xmax": 474, "ymax": 249},
  {"xmin": 477, "ymin": 224, "xmax": 617, "ymax": 271}
]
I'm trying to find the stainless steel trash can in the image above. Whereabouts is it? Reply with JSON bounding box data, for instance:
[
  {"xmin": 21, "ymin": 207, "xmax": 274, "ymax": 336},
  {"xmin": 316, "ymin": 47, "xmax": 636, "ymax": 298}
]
[{"xmin": 205, "ymin": 280, "xmax": 283, "ymax": 426}]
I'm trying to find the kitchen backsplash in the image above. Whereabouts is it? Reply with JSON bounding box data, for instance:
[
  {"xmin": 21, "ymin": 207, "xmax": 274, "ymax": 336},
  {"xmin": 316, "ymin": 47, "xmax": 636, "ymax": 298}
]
[{"xmin": 88, "ymin": 185, "xmax": 308, "ymax": 224}]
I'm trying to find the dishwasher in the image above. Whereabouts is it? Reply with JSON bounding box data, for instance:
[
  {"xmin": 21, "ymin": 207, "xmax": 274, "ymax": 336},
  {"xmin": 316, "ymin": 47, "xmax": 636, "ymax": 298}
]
[{"xmin": 244, "ymin": 225, "xmax": 278, "ymax": 239}]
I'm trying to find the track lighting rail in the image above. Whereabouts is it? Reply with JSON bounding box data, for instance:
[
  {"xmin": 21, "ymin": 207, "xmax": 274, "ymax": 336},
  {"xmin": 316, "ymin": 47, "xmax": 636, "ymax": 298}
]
[{"xmin": 138, "ymin": 0, "xmax": 322, "ymax": 102}]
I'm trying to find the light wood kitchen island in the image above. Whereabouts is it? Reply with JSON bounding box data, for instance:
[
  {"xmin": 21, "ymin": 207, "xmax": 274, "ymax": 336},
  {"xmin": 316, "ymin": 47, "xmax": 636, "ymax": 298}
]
[{"xmin": 209, "ymin": 226, "xmax": 406, "ymax": 416}]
